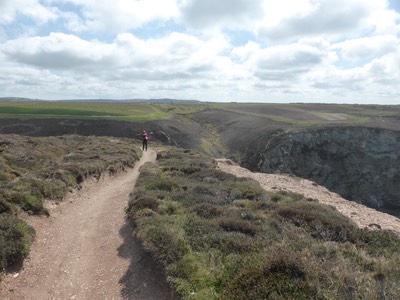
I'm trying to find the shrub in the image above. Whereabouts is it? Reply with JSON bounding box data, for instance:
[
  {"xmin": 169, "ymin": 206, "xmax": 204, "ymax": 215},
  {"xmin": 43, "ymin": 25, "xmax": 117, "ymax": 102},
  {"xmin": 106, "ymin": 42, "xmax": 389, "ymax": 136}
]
[
  {"xmin": 158, "ymin": 199, "xmax": 182, "ymax": 215},
  {"xmin": 128, "ymin": 196, "xmax": 159, "ymax": 212},
  {"xmin": 64, "ymin": 164, "xmax": 85, "ymax": 184},
  {"xmin": 219, "ymin": 218, "xmax": 258, "ymax": 237},
  {"xmin": 0, "ymin": 198, "xmax": 14, "ymax": 214},
  {"xmin": 189, "ymin": 169, "xmax": 236, "ymax": 182},
  {"xmin": 40, "ymin": 179, "xmax": 67, "ymax": 200},
  {"xmin": 181, "ymin": 166, "xmax": 201, "ymax": 174},
  {"xmin": 276, "ymin": 199, "xmax": 357, "ymax": 242},
  {"xmin": 6, "ymin": 192, "xmax": 48, "ymax": 215},
  {"xmin": 208, "ymin": 231, "xmax": 256, "ymax": 254},
  {"xmin": 356, "ymin": 229, "xmax": 400, "ymax": 257},
  {"xmin": 236, "ymin": 181, "xmax": 267, "ymax": 201},
  {"xmin": 5, "ymin": 191, "xmax": 27, "ymax": 207},
  {"xmin": 145, "ymin": 177, "xmax": 181, "ymax": 192},
  {"xmin": 220, "ymin": 251, "xmax": 319, "ymax": 300},
  {"xmin": 25, "ymin": 195, "xmax": 44, "ymax": 214},
  {"xmin": 192, "ymin": 203, "xmax": 222, "ymax": 219},
  {"xmin": 49, "ymin": 169, "xmax": 78, "ymax": 187},
  {"xmin": 218, "ymin": 181, "xmax": 269, "ymax": 204},
  {"xmin": 192, "ymin": 184, "xmax": 216, "ymax": 196},
  {"xmin": 137, "ymin": 224, "xmax": 189, "ymax": 265},
  {"xmin": 0, "ymin": 170, "xmax": 16, "ymax": 181},
  {"xmin": 0, "ymin": 213, "xmax": 35, "ymax": 270},
  {"xmin": 129, "ymin": 146, "xmax": 400, "ymax": 299},
  {"xmin": 0, "ymin": 134, "xmax": 139, "ymax": 273},
  {"xmin": 271, "ymin": 190, "xmax": 305, "ymax": 202}
]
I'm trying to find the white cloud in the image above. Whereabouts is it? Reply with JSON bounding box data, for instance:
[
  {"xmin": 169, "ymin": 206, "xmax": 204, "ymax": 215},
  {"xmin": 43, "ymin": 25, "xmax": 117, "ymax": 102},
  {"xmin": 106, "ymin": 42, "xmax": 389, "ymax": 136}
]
[
  {"xmin": 111, "ymin": 32, "xmax": 235, "ymax": 81},
  {"xmin": 0, "ymin": 0, "xmax": 399, "ymax": 103},
  {"xmin": 257, "ymin": 0, "xmax": 389, "ymax": 41},
  {"xmin": 0, "ymin": 0, "xmax": 58, "ymax": 25},
  {"xmin": 249, "ymin": 43, "xmax": 323, "ymax": 81},
  {"xmin": 335, "ymin": 35, "xmax": 399, "ymax": 62},
  {"xmin": 367, "ymin": 52, "xmax": 400, "ymax": 85},
  {"xmin": 178, "ymin": 0, "xmax": 264, "ymax": 30},
  {"xmin": 366, "ymin": 1, "xmax": 400, "ymax": 34},
  {"xmin": 1, "ymin": 31, "xmax": 239, "ymax": 83},
  {"xmin": 60, "ymin": 11, "xmax": 88, "ymax": 32},
  {"xmin": 231, "ymin": 41, "xmax": 260, "ymax": 62},
  {"xmin": 307, "ymin": 49, "xmax": 400, "ymax": 98},
  {"xmin": 48, "ymin": 0, "xmax": 179, "ymax": 33},
  {"xmin": 2, "ymin": 33, "xmax": 115, "ymax": 69}
]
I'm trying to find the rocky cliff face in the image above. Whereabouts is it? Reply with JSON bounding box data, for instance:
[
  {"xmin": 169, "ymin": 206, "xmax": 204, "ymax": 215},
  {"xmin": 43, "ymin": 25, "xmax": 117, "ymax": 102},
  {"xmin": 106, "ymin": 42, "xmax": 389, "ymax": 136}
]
[{"xmin": 244, "ymin": 127, "xmax": 400, "ymax": 213}]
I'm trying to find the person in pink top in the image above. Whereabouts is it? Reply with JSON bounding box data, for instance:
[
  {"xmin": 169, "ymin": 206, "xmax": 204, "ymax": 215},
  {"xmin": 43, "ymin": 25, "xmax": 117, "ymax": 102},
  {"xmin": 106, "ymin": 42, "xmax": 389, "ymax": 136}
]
[{"xmin": 142, "ymin": 130, "xmax": 148, "ymax": 151}]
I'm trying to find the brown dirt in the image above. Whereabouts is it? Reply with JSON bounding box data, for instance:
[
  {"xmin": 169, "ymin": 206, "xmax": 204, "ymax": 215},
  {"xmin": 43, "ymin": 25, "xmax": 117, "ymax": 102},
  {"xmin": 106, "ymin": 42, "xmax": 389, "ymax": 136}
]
[
  {"xmin": 217, "ymin": 159, "xmax": 400, "ymax": 235},
  {"xmin": 1, "ymin": 148, "xmax": 176, "ymax": 300}
]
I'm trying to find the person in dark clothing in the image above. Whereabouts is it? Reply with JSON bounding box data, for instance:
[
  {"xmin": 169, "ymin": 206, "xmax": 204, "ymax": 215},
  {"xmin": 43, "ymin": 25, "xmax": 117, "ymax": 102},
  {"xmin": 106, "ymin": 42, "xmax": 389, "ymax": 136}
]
[{"xmin": 142, "ymin": 130, "xmax": 148, "ymax": 151}]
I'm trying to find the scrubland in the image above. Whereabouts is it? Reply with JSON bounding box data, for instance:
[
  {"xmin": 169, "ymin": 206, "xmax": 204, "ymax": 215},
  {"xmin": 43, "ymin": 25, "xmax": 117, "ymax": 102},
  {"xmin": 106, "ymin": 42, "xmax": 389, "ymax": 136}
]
[
  {"xmin": 128, "ymin": 147, "xmax": 400, "ymax": 299},
  {"xmin": 0, "ymin": 134, "xmax": 138, "ymax": 271}
]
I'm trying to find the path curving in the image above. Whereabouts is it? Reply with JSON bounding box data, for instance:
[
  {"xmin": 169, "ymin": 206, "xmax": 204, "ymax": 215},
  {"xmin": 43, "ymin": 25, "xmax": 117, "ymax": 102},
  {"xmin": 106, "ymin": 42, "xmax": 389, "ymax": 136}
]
[{"xmin": 1, "ymin": 148, "xmax": 175, "ymax": 300}]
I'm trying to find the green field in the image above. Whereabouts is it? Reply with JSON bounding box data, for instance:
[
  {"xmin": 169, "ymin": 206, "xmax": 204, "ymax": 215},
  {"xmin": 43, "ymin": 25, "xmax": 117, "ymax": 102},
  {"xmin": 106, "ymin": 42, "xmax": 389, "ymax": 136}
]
[
  {"xmin": 0, "ymin": 101, "xmax": 170, "ymax": 121},
  {"xmin": 1, "ymin": 101, "xmax": 399, "ymax": 128}
]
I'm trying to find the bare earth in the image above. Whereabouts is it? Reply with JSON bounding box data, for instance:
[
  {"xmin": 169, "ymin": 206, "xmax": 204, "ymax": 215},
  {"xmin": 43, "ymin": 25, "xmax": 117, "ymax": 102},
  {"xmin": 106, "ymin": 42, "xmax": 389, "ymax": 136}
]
[
  {"xmin": 1, "ymin": 148, "xmax": 175, "ymax": 300},
  {"xmin": 217, "ymin": 159, "xmax": 400, "ymax": 235}
]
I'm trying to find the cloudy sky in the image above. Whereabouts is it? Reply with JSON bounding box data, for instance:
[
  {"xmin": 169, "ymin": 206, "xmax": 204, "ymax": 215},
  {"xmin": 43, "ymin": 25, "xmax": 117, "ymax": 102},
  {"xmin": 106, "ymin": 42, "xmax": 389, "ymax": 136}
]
[{"xmin": 0, "ymin": 0, "xmax": 399, "ymax": 103}]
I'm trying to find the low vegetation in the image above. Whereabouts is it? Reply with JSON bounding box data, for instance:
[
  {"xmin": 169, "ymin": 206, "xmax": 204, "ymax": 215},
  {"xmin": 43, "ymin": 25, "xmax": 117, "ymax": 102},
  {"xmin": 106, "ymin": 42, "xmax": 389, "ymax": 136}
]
[
  {"xmin": 0, "ymin": 134, "xmax": 139, "ymax": 272},
  {"xmin": 127, "ymin": 147, "xmax": 400, "ymax": 299}
]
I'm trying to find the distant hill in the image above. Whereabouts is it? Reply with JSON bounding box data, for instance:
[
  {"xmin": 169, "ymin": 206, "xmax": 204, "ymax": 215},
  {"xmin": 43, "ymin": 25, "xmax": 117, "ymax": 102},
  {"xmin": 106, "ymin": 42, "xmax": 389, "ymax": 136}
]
[
  {"xmin": 0, "ymin": 97, "xmax": 41, "ymax": 102},
  {"xmin": 0, "ymin": 97, "xmax": 201, "ymax": 104}
]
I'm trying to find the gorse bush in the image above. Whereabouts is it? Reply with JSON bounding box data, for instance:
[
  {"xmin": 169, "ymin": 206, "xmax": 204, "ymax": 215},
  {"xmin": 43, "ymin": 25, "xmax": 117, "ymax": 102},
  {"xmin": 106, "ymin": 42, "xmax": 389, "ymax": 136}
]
[
  {"xmin": 127, "ymin": 147, "xmax": 400, "ymax": 299},
  {"xmin": 0, "ymin": 134, "xmax": 139, "ymax": 272}
]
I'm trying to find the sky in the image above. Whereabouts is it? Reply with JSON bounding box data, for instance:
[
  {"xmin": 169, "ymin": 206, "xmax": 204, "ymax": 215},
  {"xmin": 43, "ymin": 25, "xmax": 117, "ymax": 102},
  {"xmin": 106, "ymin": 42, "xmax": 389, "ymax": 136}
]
[{"xmin": 0, "ymin": 0, "xmax": 400, "ymax": 104}]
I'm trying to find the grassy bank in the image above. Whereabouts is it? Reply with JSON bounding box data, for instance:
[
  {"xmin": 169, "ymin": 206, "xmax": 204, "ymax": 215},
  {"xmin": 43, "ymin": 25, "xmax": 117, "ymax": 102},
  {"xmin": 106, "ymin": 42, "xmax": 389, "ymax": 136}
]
[
  {"xmin": 127, "ymin": 147, "xmax": 400, "ymax": 299},
  {"xmin": 0, "ymin": 134, "xmax": 139, "ymax": 272}
]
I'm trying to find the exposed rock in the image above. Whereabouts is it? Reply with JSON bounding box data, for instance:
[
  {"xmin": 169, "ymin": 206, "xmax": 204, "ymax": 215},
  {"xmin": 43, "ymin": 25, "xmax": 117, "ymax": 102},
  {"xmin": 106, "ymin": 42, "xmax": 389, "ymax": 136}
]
[{"xmin": 243, "ymin": 127, "xmax": 400, "ymax": 214}]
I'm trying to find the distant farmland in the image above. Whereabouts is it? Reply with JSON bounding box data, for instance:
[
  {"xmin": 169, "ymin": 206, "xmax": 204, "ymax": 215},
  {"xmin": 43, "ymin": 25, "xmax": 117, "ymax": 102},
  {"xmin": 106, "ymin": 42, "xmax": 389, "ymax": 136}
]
[
  {"xmin": 1, "ymin": 100, "xmax": 400, "ymax": 129},
  {"xmin": 0, "ymin": 101, "xmax": 170, "ymax": 121}
]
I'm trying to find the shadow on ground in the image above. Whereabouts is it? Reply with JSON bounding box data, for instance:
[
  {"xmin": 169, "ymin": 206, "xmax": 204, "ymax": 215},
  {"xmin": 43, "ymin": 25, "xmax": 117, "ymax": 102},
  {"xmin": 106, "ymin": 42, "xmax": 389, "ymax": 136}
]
[{"xmin": 118, "ymin": 219, "xmax": 177, "ymax": 300}]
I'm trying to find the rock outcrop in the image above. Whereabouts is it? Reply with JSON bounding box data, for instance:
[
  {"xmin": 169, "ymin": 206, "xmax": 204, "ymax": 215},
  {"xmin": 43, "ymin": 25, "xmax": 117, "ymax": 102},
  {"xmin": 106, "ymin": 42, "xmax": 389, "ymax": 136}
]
[{"xmin": 244, "ymin": 127, "xmax": 400, "ymax": 214}]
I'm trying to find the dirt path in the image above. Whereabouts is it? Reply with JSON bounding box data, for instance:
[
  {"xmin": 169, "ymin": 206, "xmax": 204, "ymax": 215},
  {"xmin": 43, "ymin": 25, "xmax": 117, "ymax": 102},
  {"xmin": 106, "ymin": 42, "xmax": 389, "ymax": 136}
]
[
  {"xmin": 217, "ymin": 159, "xmax": 400, "ymax": 235},
  {"xmin": 1, "ymin": 149, "xmax": 175, "ymax": 300}
]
